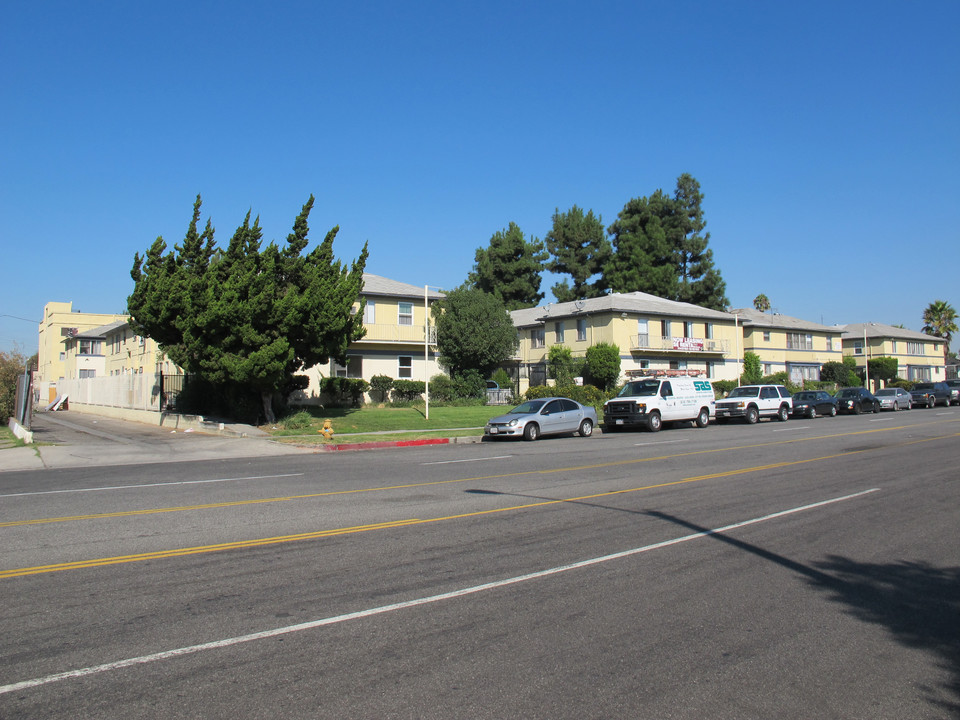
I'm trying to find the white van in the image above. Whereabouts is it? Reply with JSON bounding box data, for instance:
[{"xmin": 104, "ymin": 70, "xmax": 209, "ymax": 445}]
[{"xmin": 603, "ymin": 377, "xmax": 715, "ymax": 432}]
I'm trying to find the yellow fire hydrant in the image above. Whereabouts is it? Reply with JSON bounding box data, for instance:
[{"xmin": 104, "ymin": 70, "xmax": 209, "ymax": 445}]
[{"xmin": 319, "ymin": 419, "xmax": 335, "ymax": 439}]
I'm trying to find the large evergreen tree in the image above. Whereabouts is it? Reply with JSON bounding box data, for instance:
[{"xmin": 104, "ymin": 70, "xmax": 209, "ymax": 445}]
[
  {"xmin": 604, "ymin": 175, "xmax": 728, "ymax": 310},
  {"xmin": 432, "ymin": 287, "xmax": 519, "ymax": 378},
  {"xmin": 544, "ymin": 205, "xmax": 611, "ymax": 302},
  {"xmin": 469, "ymin": 222, "xmax": 548, "ymax": 310},
  {"xmin": 670, "ymin": 174, "xmax": 728, "ymax": 310},
  {"xmin": 604, "ymin": 190, "xmax": 679, "ymax": 298},
  {"xmin": 128, "ymin": 195, "xmax": 367, "ymax": 424}
]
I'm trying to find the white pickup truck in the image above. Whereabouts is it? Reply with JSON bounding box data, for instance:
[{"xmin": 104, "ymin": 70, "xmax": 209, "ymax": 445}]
[{"xmin": 714, "ymin": 384, "xmax": 792, "ymax": 424}]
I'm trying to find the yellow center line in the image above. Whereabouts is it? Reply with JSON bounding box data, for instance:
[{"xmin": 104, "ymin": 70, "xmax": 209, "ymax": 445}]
[
  {"xmin": 3, "ymin": 421, "xmax": 955, "ymax": 529},
  {"xmin": 2, "ymin": 429, "xmax": 957, "ymax": 580}
]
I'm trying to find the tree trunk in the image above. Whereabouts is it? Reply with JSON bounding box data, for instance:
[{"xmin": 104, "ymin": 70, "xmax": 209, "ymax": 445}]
[{"xmin": 261, "ymin": 390, "xmax": 276, "ymax": 425}]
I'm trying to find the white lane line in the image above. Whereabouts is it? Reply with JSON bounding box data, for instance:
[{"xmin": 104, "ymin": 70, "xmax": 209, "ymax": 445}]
[
  {"xmin": 772, "ymin": 426, "xmax": 809, "ymax": 432},
  {"xmin": 422, "ymin": 456, "xmax": 512, "ymax": 466},
  {"xmin": 0, "ymin": 487, "xmax": 879, "ymax": 695},
  {"xmin": 633, "ymin": 439, "xmax": 685, "ymax": 446},
  {"xmin": 0, "ymin": 474, "xmax": 305, "ymax": 499}
]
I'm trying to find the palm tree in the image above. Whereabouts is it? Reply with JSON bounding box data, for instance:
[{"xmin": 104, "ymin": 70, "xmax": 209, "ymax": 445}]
[
  {"xmin": 753, "ymin": 293, "xmax": 771, "ymax": 312},
  {"xmin": 922, "ymin": 299, "xmax": 958, "ymax": 367}
]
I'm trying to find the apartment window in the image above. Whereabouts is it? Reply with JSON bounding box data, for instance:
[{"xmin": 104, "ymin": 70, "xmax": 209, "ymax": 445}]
[
  {"xmin": 637, "ymin": 319, "xmax": 649, "ymax": 347},
  {"xmin": 59, "ymin": 352, "xmax": 65, "ymax": 361},
  {"xmin": 669, "ymin": 360, "xmax": 688, "ymax": 370},
  {"xmin": 763, "ymin": 363, "xmax": 774, "ymax": 375},
  {"xmin": 79, "ymin": 369, "xmax": 96, "ymax": 379},
  {"xmin": 78, "ymin": 339, "xmax": 101, "ymax": 355},
  {"xmin": 398, "ymin": 302, "xmax": 413, "ymax": 326},
  {"xmin": 531, "ymin": 327, "xmax": 545, "ymax": 348},
  {"xmin": 555, "ymin": 321, "xmax": 564, "ymax": 343},
  {"xmin": 705, "ymin": 323, "xmax": 713, "ymax": 340},
  {"xmin": 334, "ymin": 356, "xmax": 363, "ymax": 378},
  {"xmin": 853, "ymin": 341, "xmax": 864, "ymax": 355},
  {"xmin": 763, "ymin": 331, "xmax": 771, "ymax": 342},
  {"xmin": 890, "ymin": 341, "xmax": 897, "ymax": 354},
  {"xmin": 786, "ymin": 333, "xmax": 813, "ymax": 351},
  {"xmin": 705, "ymin": 360, "xmax": 714, "ymax": 378},
  {"xmin": 684, "ymin": 321, "xmax": 694, "ymax": 338},
  {"xmin": 577, "ymin": 318, "xmax": 587, "ymax": 342},
  {"xmin": 398, "ymin": 356, "xmax": 413, "ymax": 378},
  {"xmin": 364, "ymin": 301, "xmax": 376, "ymax": 324}
]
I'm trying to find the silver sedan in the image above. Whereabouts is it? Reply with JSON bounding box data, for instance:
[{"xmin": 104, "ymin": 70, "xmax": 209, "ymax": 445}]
[
  {"xmin": 484, "ymin": 397, "xmax": 598, "ymax": 441},
  {"xmin": 875, "ymin": 387, "xmax": 912, "ymax": 411}
]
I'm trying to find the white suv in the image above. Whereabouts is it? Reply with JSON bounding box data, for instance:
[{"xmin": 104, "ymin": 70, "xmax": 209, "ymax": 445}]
[{"xmin": 715, "ymin": 384, "xmax": 792, "ymax": 424}]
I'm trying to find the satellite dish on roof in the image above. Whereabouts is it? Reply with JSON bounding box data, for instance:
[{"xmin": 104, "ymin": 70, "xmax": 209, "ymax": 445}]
[{"xmin": 574, "ymin": 300, "xmax": 585, "ymax": 311}]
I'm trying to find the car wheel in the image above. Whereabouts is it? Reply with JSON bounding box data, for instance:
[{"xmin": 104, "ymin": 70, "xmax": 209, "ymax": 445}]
[
  {"xmin": 523, "ymin": 423, "xmax": 539, "ymax": 441},
  {"xmin": 927, "ymin": 397, "xmax": 935, "ymax": 409},
  {"xmin": 807, "ymin": 406, "xmax": 817, "ymax": 418},
  {"xmin": 892, "ymin": 401, "xmax": 899, "ymax": 411},
  {"xmin": 873, "ymin": 402, "xmax": 880, "ymax": 413},
  {"xmin": 695, "ymin": 408, "xmax": 710, "ymax": 428},
  {"xmin": 853, "ymin": 403, "xmax": 862, "ymax": 415},
  {"xmin": 745, "ymin": 406, "xmax": 759, "ymax": 424},
  {"xmin": 578, "ymin": 419, "xmax": 593, "ymax": 437},
  {"xmin": 647, "ymin": 411, "xmax": 662, "ymax": 432},
  {"xmin": 777, "ymin": 405, "xmax": 789, "ymax": 422},
  {"xmin": 829, "ymin": 405, "xmax": 837, "ymax": 417}
]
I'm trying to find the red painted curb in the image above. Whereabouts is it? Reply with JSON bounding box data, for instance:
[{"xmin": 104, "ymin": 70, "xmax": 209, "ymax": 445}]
[{"xmin": 320, "ymin": 438, "xmax": 451, "ymax": 452}]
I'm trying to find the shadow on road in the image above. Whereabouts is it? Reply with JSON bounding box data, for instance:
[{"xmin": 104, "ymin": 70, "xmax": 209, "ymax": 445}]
[{"xmin": 465, "ymin": 487, "xmax": 960, "ymax": 714}]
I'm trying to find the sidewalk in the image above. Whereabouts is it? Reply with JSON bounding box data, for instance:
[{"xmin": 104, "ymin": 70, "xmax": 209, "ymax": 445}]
[
  {"xmin": 0, "ymin": 411, "xmax": 485, "ymax": 472},
  {"xmin": 0, "ymin": 411, "xmax": 318, "ymax": 473}
]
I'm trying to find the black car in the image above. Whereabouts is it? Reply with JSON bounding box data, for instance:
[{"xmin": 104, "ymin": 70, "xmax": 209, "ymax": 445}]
[
  {"xmin": 791, "ymin": 390, "xmax": 838, "ymax": 418},
  {"xmin": 909, "ymin": 382, "xmax": 951, "ymax": 408},
  {"xmin": 942, "ymin": 379, "xmax": 960, "ymax": 406},
  {"xmin": 835, "ymin": 387, "xmax": 880, "ymax": 414}
]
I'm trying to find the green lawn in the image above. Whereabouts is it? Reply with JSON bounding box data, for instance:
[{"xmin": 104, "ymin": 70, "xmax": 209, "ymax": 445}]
[
  {"xmin": 0, "ymin": 426, "xmax": 26, "ymax": 450},
  {"xmin": 269, "ymin": 404, "xmax": 508, "ymax": 443}
]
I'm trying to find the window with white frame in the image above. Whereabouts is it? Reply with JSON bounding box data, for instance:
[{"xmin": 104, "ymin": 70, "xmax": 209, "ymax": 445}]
[
  {"xmin": 853, "ymin": 341, "xmax": 864, "ymax": 355},
  {"xmin": 398, "ymin": 302, "xmax": 413, "ymax": 326},
  {"xmin": 636, "ymin": 318, "xmax": 649, "ymax": 347},
  {"xmin": 398, "ymin": 355, "xmax": 413, "ymax": 378},
  {"xmin": 555, "ymin": 321, "xmax": 564, "ymax": 343},
  {"xmin": 909, "ymin": 366, "xmax": 931, "ymax": 381},
  {"xmin": 705, "ymin": 323, "xmax": 713, "ymax": 340},
  {"xmin": 684, "ymin": 321, "xmax": 694, "ymax": 338},
  {"xmin": 907, "ymin": 341, "xmax": 923, "ymax": 355},
  {"xmin": 333, "ymin": 356, "xmax": 363, "ymax": 378},
  {"xmin": 531, "ymin": 326, "xmax": 545, "ymax": 348},
  {"xmin": 79, "ymin": 369, "xmax": 96, "ymax": 379},
  {"xmin": 577, "ymin": 318, "xmax": 587, "ymax": 342},
  {"xmin": 364, "ymin": 301, "xmax": 376, "ymax": 324},
  {"xmin": 763, "ymin": 331, "xmax": 771, "ymax": 342},
  {"xmin": 78, "ymin": 339, "xmax": 101, "ymax": 355}
]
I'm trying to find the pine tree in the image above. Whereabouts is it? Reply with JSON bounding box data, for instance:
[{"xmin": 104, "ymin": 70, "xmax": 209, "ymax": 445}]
[
  {"xmin": 545, "ymin": 205, "xmax": 611, "ymax": 302},
  {"xmin": 604, "ymin": 190, "xmax": 679, "ymax": 298},
  {"xmin": 670, "ymin": 174, "xmax": 728, "ymax": 310},
  {"xmin": 469, "ymin": 222, "xmax": 548, "ymax": 310}
]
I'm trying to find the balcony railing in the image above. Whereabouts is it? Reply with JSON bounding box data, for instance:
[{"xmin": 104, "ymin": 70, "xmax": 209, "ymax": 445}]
[
  {"xmin": 630, "ymin": 335, "xmax": 729, "ymax": 354},
  {"xmin": 358, "ymin": 323, "xmax": 436, "ymax": 344}
]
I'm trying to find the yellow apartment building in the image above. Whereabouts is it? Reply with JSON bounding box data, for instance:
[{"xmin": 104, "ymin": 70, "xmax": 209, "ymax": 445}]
[
  {"xmin": 36, "ymin": 301, "xmax": 128, "ymax": 403},
  {"xmin": 733, "ymin": 308, "xmax": 843, "ymax": 384},
  {"xmin": 293, "ymin": 274, "xmax": 446, "ymax": 403},
  {"xmin": 510, "ymin": 292, "xmax": 741, "ymax": 392},
  {"xmin": 838, "ymin": 322, "xmax": 946, "ymax": 383}
]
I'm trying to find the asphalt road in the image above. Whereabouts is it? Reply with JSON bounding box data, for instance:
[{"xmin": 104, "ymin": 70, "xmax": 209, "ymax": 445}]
[{"xmin": 1, "ymin": 407, "xmax": 958, "ymax": 718}]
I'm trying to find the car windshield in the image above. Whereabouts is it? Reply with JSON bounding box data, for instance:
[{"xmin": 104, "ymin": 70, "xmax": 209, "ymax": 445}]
[
  {"xmin": 728, "ymin": 386, "xmax": 760, "ymax": 398},
  {"xmin": 794, "ymin": 392, "xmax": 817, "ymax": 401},
  {"xmin": 618, "ymin": 380, "xmax": 660, "ymax": 397},
  {"xmin": 875, "ymin": 389, "xmax": 896, "ymax": 396},
  {"xmin": 837, "ymin": 389, "xmax": 860, "ymax": 398},
  {"xmin": 508, "ymin": 400, "xmax": 547, "ymax": 415}
]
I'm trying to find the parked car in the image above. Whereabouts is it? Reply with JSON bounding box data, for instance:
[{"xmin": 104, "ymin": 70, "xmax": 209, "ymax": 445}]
[
  {"xmin": 484, "ymin": 397, "xmax": 598, "ymax": 441},
  {"xmin": 603, "ymin": 376, "xmax": 715, "ymax": 432},
  {"xmin": 791, "ymin": 391, "xmax": 838, "ymax": 418},
  {"xmin": 835, "ymin": 387, "xmax": 881, "ymax": 414},
  {"xmin": 909, "ymin": 382, "xmax": 952, "ymax": 408},
  {"xmin": 715, "ymin": 384, "xmax": 793, "ymax": 423},
  {"xmin": 944, "ymin": 379, "xmax": 960, "ymax": 406},
  {"xmin": 874, "ymin": 387, "xmax": 912, "ymax": 411}
]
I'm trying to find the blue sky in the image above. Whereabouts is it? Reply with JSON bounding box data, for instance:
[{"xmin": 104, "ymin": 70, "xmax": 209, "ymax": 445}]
[{"xmin": 2, "ymin": 1, "xmax": 958, "ymax": 355}]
